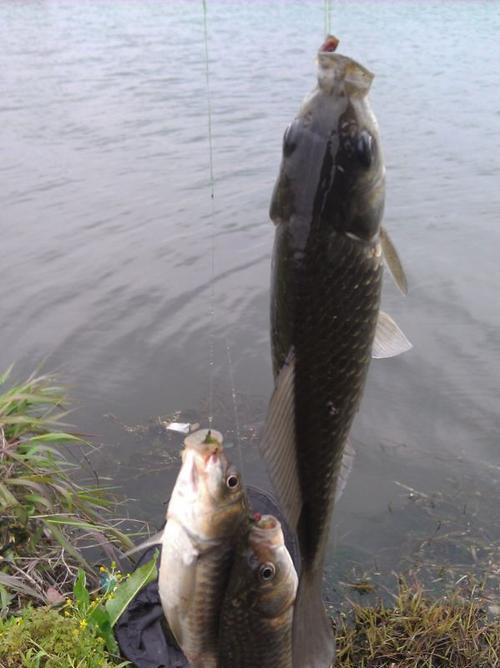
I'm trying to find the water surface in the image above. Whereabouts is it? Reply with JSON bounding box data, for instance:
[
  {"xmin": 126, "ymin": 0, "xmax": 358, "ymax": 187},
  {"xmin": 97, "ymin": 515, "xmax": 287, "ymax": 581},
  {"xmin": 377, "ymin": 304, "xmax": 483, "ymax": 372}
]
[{"xmin": 2, "ymin": 0, "xmax": 500, "ymax": 600}]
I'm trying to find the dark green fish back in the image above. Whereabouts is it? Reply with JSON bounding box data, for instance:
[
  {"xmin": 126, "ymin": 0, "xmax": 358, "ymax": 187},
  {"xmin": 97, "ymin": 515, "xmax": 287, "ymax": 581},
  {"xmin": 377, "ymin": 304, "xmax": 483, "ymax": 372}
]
[{"xmin": 271, "ymin": 226, "xmax": 383, "ymax": 565}]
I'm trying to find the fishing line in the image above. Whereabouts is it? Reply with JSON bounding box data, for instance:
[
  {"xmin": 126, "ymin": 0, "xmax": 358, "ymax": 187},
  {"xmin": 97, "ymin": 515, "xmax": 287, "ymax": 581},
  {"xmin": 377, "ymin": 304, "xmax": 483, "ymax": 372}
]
[
  {"xmin": 202, "ymin": 0, "xmax": 215, "ymax": 197},
  {"xmin": 201, "ymin": 2, "xmax": 245, "ymax": 474},
  {"xmin": 324, "ymin": 0, "xmax": 332, "ymax": 35},
  {"xmin": 224, "ymin": 336, "xmax": 245, "ymax": 475},
  {"xmin": 202, "ymin": 0, "xmax": 216, "ymax": 429}
]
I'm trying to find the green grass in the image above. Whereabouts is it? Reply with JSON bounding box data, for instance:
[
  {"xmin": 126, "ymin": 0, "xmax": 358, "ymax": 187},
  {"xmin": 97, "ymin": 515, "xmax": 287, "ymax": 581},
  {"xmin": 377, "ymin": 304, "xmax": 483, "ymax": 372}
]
[
  {"xmin": 336, "ymin": 583, "xmax": 500, "ymax": 668},
  {"xmin": 0, "ymin": 607, "xmax": 128, "ymax": 668},
  {"xmin": 0, "ymin": 553, "xmax": 158, "ymax": 667},
  {"xmin": 0, "ymin": 367, "xmax": 135, "ymax": 615}
]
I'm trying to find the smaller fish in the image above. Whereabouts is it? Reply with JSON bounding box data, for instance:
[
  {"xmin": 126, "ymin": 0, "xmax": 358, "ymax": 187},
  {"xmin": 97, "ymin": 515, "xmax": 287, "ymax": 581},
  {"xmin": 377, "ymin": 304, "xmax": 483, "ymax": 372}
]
[
  {"xmin": 219, "ymin": 514, "xmax": 298, "ymax": 668},
  {"xmin": 158, "ymin": 428, "xmax": 248, "ymax": 668}
]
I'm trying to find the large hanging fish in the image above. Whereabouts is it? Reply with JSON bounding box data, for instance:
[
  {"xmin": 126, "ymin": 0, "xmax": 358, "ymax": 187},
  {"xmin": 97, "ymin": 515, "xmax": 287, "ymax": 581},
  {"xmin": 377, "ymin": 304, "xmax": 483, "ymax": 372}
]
[{"xmin": 261, "ymin": 36, "xmax": 411, "ymax": 668}]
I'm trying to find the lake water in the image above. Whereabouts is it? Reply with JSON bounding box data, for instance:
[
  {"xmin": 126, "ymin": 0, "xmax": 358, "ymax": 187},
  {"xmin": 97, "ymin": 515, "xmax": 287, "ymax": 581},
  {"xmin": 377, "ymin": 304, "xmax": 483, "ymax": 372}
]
[{"xmin": 2, "ymin": 0, "xmax": 500, "ymax": 603}]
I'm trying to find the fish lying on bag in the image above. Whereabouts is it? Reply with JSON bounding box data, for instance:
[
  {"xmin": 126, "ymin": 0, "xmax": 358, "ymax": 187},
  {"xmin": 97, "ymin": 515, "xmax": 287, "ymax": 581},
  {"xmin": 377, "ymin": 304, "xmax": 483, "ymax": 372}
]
[
  {"xmin": 260, "ymin": 36, "xmax": 412, "ymax": 668},
  {"xmin": 144, "ymin": 428, "xmax": 248, "ymax": 668},
  {"xmin": 219, "ymin": 514, "xmax": 298, "ymax": 668}
]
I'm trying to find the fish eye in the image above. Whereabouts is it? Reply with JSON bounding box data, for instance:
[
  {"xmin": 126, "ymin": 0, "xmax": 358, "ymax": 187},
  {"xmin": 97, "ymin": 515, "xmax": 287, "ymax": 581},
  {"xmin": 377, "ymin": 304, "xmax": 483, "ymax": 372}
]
[
  {"xmin": 258, "ymin": 562, "xmax": 276, "ymax": 582},
  {"xmin": 356, "ymin": 130, "xmax": 374, "ymax": 168},
  {"xmin": 226, "ymin": 474, "xmax": 240, "ymax": 490}
]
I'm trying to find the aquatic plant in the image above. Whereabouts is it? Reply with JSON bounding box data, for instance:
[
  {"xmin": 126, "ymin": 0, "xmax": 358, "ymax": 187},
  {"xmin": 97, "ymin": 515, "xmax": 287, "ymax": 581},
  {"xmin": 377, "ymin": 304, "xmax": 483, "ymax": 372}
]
[
  {"xmin": 336, "ymin": 582, "xmax": 500, "ymax": 668},
  {"xmin": 0, "ymin": 367, "xmax": 135, "ymax": 614}
]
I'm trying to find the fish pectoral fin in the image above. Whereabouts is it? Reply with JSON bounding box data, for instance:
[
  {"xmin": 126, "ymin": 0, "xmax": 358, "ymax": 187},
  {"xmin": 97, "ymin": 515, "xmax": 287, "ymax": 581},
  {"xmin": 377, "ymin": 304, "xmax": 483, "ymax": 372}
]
[
  {"xmin": 260, "ymin": 349, "xmax": 302, "ymax": 531},
  {"xmin": 335, "ymin": 439, "xmax": 355, "ymax": 502},
  {"xmin": 123, "ymin": 530, "xmax": 164, "ymax": 558},
  {"xmin": 380, "ymin": 226, "xmax": 408, "ymax": 296},
  {"xmin": 372, "ymin": 310, "xmax": 412, "ymax": 359}
]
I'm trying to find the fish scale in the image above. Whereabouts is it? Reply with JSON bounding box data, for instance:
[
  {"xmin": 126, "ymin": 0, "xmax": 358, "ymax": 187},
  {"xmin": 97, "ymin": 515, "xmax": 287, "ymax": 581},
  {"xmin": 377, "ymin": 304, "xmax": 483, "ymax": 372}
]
[
  {"xmin": 177, "ymin": 542, "xmax": 233, "ymax": 667},
  {"xmin": 220, "ymin": 604, "xmax": 294, "ymax": 668},
  {"xmin": 291, "ymin": 232, "xmax": 383, "ymax": 564}
]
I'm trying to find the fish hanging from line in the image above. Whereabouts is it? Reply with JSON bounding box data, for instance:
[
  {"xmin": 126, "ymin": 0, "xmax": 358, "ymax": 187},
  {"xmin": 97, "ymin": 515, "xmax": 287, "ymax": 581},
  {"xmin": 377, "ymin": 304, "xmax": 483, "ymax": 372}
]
[
  {"xmin": 260, "ymin": 35, "xmax": 412, "ymax": 668},
  {"xmin": 131, "ymin": 428, "xmax": 249, "ymax": 668},
  {"xmin": 219, "ymin": 513, "xmax": 298, "ymax": 668}
]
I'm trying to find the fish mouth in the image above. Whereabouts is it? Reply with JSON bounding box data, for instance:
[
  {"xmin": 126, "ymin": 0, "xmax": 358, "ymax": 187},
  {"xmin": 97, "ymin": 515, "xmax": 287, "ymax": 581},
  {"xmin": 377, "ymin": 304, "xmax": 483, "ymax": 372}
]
[
  {"xmin": 190, "ymin": 448, "xmax": 225, "ymax": 498},
  {"xmin": 316, "ymin": 37, "xmax": 374, "ymax": 94},
  {"xmin": 250, "ymin": 514, "xmax": 284, "ymax": 549},
  {"xmin": 178, "ymin": 428, "xmax": 226, "ymax": 497},
  {"xmin": 183, "ymin": 428, "xmax": 224, "ymax": 465},
  {"xmin": 254, "ymin": 514, "xmax": 278, "ymax": 530},
  {"xmin": 319, "ymin": 34, "xmax": 340, "ymax": 53}
]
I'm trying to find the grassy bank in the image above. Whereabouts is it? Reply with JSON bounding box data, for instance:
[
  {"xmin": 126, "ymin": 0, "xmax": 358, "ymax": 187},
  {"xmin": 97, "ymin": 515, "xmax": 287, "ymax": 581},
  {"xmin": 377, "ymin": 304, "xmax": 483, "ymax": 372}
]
[
  {"xmin": 0, "ymin": 368, "xmax": 159, "ymax": 667},
  {"xmin": 336, "ymin": 584, "xmax": 499, "ymax": 668},
  {"xmin": 0, "ymin": 367, "xmax": 139, "ymax": 614}
]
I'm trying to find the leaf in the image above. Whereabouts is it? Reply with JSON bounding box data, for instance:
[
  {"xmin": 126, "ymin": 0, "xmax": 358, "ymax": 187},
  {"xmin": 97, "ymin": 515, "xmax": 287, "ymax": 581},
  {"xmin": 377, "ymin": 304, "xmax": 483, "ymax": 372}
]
[
  {"xmin": 42, "ymin": 520, "xmax": 90, "ymax": 569},
  {"xmin": 105, "ymin": 552, "xmax": 158, "ymax": 627},
  {"xmin": 7, "ymin": 478, "xmax": 51, "ymax": 497},
  {"xmin": 0, "ymin": 583, "xmax": 14, "ymax": 612},
  {"xmin": 45, "ymin": 517, "xmax": 108, "ymax": 531},
  {"xmin": 0, "ymin": 483, "xmax": 19, "ymax": 509},
  {"xmin": 23, "ymin": 493, "xmax": 54, "ymax": 511},
  {"xmin": 46, "ymin": 516, "xmax": 135, "ymax": 550},
  {"xmin": 26, "ymin": 432, "xmax": 86, "ymax": 444},
  {"xmin": 0, "ymin": 365, "xmax": 14, "ymax": 386},
  {"xmin": 46, "ymin": 586, "xmax": 65, "ymax": 605},
  {"xmin": 87, "ymin": 605, "xmax": 119, "ymax": 653},
  {"xmin": 16, "ymin": 445, "xmax": 65, "ymax": 462},
  {"xmin": 0, "ymin": 415, "xmax": 46, "ymax": 426},
  {"xmin": 0, "ymin": 573, "xmax": 45, "ymax": 601},
  {"xmin": 95, "ymin": 524, "xmax": 135, "ymax": 550},
  {"xmin": 73, "ymin": 569, "xmax": 90, "ymax": 614}
]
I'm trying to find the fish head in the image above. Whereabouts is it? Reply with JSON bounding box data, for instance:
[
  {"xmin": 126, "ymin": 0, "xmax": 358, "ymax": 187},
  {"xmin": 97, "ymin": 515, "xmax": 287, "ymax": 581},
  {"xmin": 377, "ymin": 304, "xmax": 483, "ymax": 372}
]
[
  {"xmin": 243, "ymin": 514, "xmax": 298, "ymax": 620},
  {"xmin": 171, "ymin": 429, "xmax": 247, "ymax": 541},
  {"xmin": 270, "ymin": 37, "xmax": 385, "ymax": 244}
]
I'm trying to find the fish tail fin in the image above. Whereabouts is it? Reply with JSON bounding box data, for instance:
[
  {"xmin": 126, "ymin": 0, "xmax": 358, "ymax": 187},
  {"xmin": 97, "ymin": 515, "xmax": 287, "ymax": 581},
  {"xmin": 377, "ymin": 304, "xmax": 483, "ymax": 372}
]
[{"xmin": 292, "ymin": 568, "xmax": 335, "ymax": 668}]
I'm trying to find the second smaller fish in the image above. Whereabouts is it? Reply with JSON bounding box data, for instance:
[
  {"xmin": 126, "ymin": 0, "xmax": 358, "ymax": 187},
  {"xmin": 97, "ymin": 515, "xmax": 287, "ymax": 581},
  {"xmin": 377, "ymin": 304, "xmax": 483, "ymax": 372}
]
[
  {"xmin": 219, "ymin": 514, "xmax": 298, "ymax": 668},
  {"xmin": 159, "ymin": 428, "xmax": 248, "ymax": 668}
]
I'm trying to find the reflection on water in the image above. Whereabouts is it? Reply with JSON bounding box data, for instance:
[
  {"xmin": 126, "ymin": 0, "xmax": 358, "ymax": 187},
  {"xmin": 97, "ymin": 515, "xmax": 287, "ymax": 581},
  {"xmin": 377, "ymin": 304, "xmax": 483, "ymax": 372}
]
[{"xmin": 1, "ymin": 0, "xmax": 500, "ymax": 592}]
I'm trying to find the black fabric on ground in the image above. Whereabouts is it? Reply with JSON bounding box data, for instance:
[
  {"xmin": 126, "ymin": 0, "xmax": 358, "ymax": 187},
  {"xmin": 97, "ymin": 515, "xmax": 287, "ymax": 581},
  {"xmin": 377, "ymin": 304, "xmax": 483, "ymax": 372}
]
[{"xmin": 114, "ymin": 485, "xmax": 300, "ymax": 668}]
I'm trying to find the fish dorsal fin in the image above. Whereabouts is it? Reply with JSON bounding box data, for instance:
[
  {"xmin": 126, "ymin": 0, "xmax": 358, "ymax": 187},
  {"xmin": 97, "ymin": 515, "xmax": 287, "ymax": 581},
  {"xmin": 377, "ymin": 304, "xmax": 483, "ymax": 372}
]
[
  {"xmin": 372, "ymin": 310, "xmax": 412, "ymax": 359},
  {"xmin": 123, "ymin": 530, "xmax": 164, "ymax": 558},
  {"xmin": 380, "ymin": 226, "xmax": 408, "ymax": 296},
  {"xmin": 260, "ymin": 351, "xmax": 302, "ymax": 531}
]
